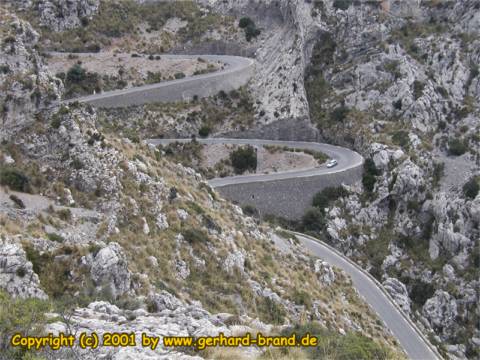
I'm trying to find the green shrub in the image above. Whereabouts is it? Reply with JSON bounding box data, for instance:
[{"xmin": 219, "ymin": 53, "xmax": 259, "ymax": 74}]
[
  {"xmin": 242, "ymin": 204, "xmax": 258, "ymax": 217},
  {"xmin": 71, "ymin": 158, "xmax": 83, "ymax": 170},
  {"xmin": 330, "ymin": 105, "xmax": 349, "ymax": 122},
  {"xmin": 230, "ymin": 146, "xmax": 257, "ymax": 174},
  {"xmin": 392, "ymin": 99, "xmax": 402, "ymax": 110},
  {"xmin": 0, "ymin": 290, "xmax": 50, "ymax": 355},
  {"xmin": 174, "ymin": 72, "xmax": 186, "ymax": 79},
  {"xmin": 0, "ymin": 168, "xmax": 30, "ymax": 192},
  {"xmin": 362, "ymin": 158, "xmax": 380, "ymax": 193},
  {"xmin": 281, "ymin": 322, "xmax": 392, "ymax": 360},
  {"xmin": 391, "ymin": 130, "xmax": 410, "ymax": 149},
  {"xmin": 66, "ymin": 64, "xmax": 86, "ymax": 83},
  {"xmin": 47, "ymin": 233, "xmax": 64, "ymax": 243},
  {"xmin": 182, "ymin": 228, "xmax": 210, "ymax": 244},
  {"xmin": 312, "ymin": 186, "xmax": 349, "ymax": 210},
  {"xmin": 301, "ymin": 207, "xmax": 325, "ymax": 232},
  {"xmin": 413, "ymin": 80, "xmax": 425, "ymax": 100},
  {"xmin": 333, "ymin": 0, "xmax": 353, "ymax": 10},
  {"xmin": 448, "ymin": 138, "xmax": 467, "ymax": 156},
  {"xmin": 463, "ymin": 177, "xmax": 479, "ymax": 199},
  {"xmin": 239, "ymin": 17, "xmax": 254, "ymax": 29},
  {"xmin": 198, "ymin": 125, "xmax": 211, "ymax": 137},
  {"xmin": 239, "ymin": 17, "xmax": 260, "ymax": 41},
  {"xmin": 256, "ymin": 297, "xmax": 286, "ymax": 325},
  {"xmin": 409, "ymin": 280, "xmax": 435, "ymax": 308},
  {"xmin": 245, "ymin": 24, "xmax": 261, "ymax": 41}
]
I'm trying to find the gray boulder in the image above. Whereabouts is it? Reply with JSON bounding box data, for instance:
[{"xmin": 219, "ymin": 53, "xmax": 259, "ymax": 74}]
[
  {"xmin": 422, "ymin": 290, "xmax": 458, "ymax": 332},
  {"xmin": 90, "ymin": 242, "xmax": 131, "ymax": 298},
  {"xmin": 0, "ymin": 241, "xmax": 47, "ymax": 300},
  {"xmin": 382, "ymin": 277, "xmax": 411, "ymax": 315}
]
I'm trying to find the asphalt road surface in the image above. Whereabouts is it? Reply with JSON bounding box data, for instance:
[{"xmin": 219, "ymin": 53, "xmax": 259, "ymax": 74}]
[
  {"xmin": 296, "ymin": 232, "xmax": 440, "ymax": 360},
  {"xmin": 63, "ymin": 55, "xmax": 254, "ymax": 107},
  {"xmin": 147, "ymin": 138, "xmax": 364, "ymax": 187},
  {"xmin": 67, "ymin": 53, "xmax": 439, "ymax": 359},
  {"xmin": 148, "ymin": 137, "xmax": 440, "ymax": 359}
]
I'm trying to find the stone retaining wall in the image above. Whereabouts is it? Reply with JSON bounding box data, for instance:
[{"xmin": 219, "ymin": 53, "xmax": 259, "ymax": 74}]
[
  {"xmin": 216, "ymin": 165, "xmax": 363, "ymax": 220},
  {"xmin": 74, "ymin": 57, "xmax": 254, "ymax": 108}
]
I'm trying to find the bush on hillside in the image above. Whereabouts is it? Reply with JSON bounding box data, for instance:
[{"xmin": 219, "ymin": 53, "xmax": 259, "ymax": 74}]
[
  {"xmin": 448, "ymin": 138, "xmax": 468, "ymax": 156},
  {"xmin": 198, "ymin": 125, "xmax": 211, "ymax": 137},
  {"xmin": 230, "ymin": 146, "xmax": 257, "ymax": 174},
  {"xmin": 0, "ymin": 168, "xmax": 30, "ymax": 192},
  {"xmin": 333, "ymin": 0, "xmax": 353, "ymax": 10},
  {"xmin": 281, "ymin": 322, "xmax": 392, "ymax": 359},
  {"xmin": 0, "ymin": 290, "xmax": 50, "ymax": 355},
  {"xmin": 312, "ymin": 186, "xmax": 349, "ymax": 210},
  {"xmin": 66, "ymin": 64, "xmax": 86, "ymax": 83},
  {"xmin": 238, "ymin": 17, "xmax": 260, "ymax": 41},
  {"xmin": 329, "ymin": 105, "xmax": 349, "ymax": 122},
  {"xmin": 301, "ymin": 207, "xmax": 325, "ymax": 232},
  {"xmin": 362, "ymin": 158, "xmax": 380, "ymax": 193},
  {"xmin": 463, "ymin": 177, "xmax": 479, "ymax": 199},
  {"xmin": 181, "ymin": 228, "xmax": 210, "ymax": 244}
]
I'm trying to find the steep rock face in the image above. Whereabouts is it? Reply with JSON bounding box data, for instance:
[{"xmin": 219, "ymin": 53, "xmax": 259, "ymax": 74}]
[
  {"xmin": 197, "ymin": 0, "xmax": 318, "ymax": 138},
  {"xmin": 422, "ymin": 290, "xmax": 458, "ymax": 337},
  {"xmin": 382, "ymin": 277, "xmax": 411, "ymax": 315},
  {"xmin": 0, "ymin": 11, "xmax": 62, "ymax": 141},
  {"xmin": 8, "ymin": 0, "xmax": 100, "ymax": 32},
  {"xmin": 87, "ymin": 242, "xmax": 132, "ymax": 298},
  {"xmin": 0, "ymin": 238, "xmax": 48, "ymax": 300},
  {"xmin": 195, "ymin": 1, "xmax": 479, "ymax": 356}
]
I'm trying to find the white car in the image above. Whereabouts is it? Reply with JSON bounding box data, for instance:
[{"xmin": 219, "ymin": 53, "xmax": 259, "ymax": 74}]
[{"xmin": 326, "ymin": 159, "xmax": 338, "ymax": 168}]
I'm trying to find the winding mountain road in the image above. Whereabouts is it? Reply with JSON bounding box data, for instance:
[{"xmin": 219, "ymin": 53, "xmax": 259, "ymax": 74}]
[
  {"xmin": 63, "ymin": 54, "xmax": 254, "ymax": 108},
  {"xmin": 148, "ymin": 138, "xmax": 440, "ymax": 359},
  {"xmin": 146, "ymin": 138, "xmax": 364, "ymax": 187},
  {"xmin": 68, "ymin": 54, "xmax": 440, "ymax": 359},
  {"xmin": 295, "ymin": 232, "xmax": 440, "ymax": 360}
]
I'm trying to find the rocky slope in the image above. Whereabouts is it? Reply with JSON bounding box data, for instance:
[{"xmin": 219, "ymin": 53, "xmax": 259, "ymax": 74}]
[
  {"xmin": 0, "ymin": 4, "xmax": 402, "ymax": 359},
  {"xmin": 193, "ymin": 0, "xmax": 479, "ymax": 358}
]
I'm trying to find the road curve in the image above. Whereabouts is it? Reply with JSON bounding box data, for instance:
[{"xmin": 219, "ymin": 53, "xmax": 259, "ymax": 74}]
[
  {"xmin": 63, "ymin": 55, "xmax": 254, "ymax": 108},
  {"xmin": 147, "ymin": 137, "xmax": 439, "ymax": 359},
  {"xmin": 294, "ymin": 232, "xmax": 440, "ymax": 360},
  {"xmin": 65, "ymin": 52, "xmax": 438, "ymax": 358},
  {"xmin": 146, "ymin": 138, "xmax": 364, "ymax": 187}
]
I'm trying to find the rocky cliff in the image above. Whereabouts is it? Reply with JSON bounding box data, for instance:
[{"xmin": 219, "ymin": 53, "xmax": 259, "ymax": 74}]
[
  {"xmin": 196, "ymin": 0, "xmax": 479, "ymax": 358},
  {"xmin": 0, "ymin": 3, "xmax": 402, "ymax": 359}
]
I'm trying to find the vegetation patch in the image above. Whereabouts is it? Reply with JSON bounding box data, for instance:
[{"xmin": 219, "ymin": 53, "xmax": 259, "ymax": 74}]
[
  {"xmin": 36, "ymin": 1, "xmax": 233, "ymax": 53},
  {"xmin": 238, "ymin": 17, "xmax": 261, "ymax": 42},
  {"xmin": 312, "ymin": 186, "xmax": 349, "ymax": 210},
  {"xmin": 362, "ymin": 158, "xmax": 380, "ymax": 193},
  {"xmin": 278, "ymin": 322, "xmax": 393, "ymax": 360},
  {"xmin": 463, "ymin": 176, "xmax": 479, "ymax": 199},
  {"xmin": 448, "ymin": 137, "xmax": 468, "ymax": 156},
  {"xmin": 229, "ymin": 145, "xmax": 257, "ymax": 174},
  {"xmin": 0, "ymin": 167, "xmax": 30, "ymax": 193}
]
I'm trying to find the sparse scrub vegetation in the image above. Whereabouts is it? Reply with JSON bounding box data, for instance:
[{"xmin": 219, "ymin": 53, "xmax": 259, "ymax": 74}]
[
  {"xmin": 279, "ymin": 322, "xmax": 392, "ymax": 359},
  {"xmin": 333, "ymin": 0, "xmax": 353, "ymax": 11},
  {"xmin": 463, "ymin": 177, "xmax": 479, "ymax": 199},
  {"xmin": 312, "ymin": 186, "xmax": 349, "ymax": 210},
  {"xmin": 0, "ymin": 167, "xmax": 30, "ymax": 193},
  {"xmin": 413, "ymin": 80, "xmax": 425, "ymax": 100},
  {"xmin": 181, "ymin": 228, "xmax": 210, "ymax": 244},
  {"xmin": 448, "ymin": 137, "xmax": 468, "ymax": 156},
  {"xmin": 238, "ymin": 17, "xmax": 261, "ymax": 42},
  {"xmin": 362, "ymin": 158, "xmax": 380, "ymax": 193},
  {"xmin": 301, "ymin": 207, "xmax": 326, "ymax": 232},
  {"xmin": 0, "ymin": 290, "xmax": 50, "ymax": 357},
  {"xmin": 37, "ymin": 1, "xmax": 233, "ymax": 53},
  {"xmin": 229, "ymin": 145, "xmax": 257, "ymax": 174}
]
